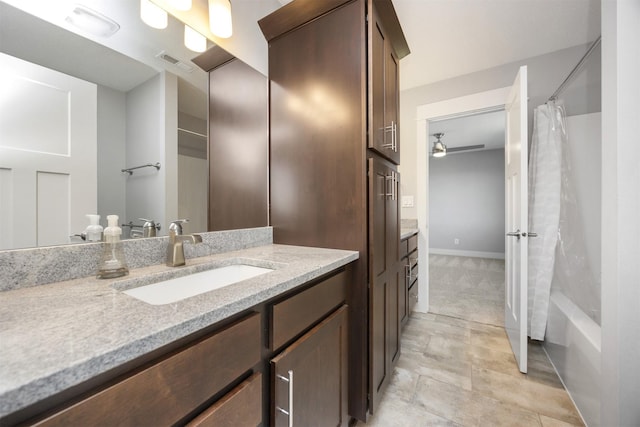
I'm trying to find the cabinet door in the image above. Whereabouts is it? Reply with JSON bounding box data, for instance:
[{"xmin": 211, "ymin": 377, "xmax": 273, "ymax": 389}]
[
  {"xmin": 208, "ymin": 58, "xmax": 269, "ymax": 231},
  {"xmin": 271, "ymin": 306, "xmax": 349, "ymax": 427},
  {"xmin": 368, "ymin": 10, "xmax": 400, "ymax": 165},
  {"xmin": 368, "ymin": 157, "xmax": 400, "ymax": 414},
  {"xmin": 385, "ymin": 46, "xmax": 400, "ymax": 164}
]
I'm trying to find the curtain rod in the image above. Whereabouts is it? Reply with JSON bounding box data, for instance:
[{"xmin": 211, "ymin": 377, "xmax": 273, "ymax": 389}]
[{"xmin": 549, "ymin": 36, "xmax": 601, "ymax": 101}]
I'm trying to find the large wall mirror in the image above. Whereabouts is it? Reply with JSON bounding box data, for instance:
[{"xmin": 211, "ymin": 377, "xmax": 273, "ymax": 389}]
[{"xmin": 0, "ymin": 0, "xmax": 279, "ymax": 250}]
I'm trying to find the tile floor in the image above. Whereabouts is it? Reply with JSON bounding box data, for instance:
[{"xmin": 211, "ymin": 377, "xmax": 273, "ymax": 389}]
[
  {"xmin": 357, "ymin": 255, "xmax": 584, "ymax": 427},
  {"xmin": 429, "ymin": 254, "xmax": 505, "ymax": 327}
]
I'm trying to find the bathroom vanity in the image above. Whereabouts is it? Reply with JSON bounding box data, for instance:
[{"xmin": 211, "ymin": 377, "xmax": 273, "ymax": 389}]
[{"xmin": 0, "ymin": 228, "xmax": 357, "ymax": 426}]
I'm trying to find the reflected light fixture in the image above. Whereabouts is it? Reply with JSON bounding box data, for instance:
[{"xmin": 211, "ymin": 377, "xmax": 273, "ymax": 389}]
[
  {"xmin": 65, "ymin": 5, "xmax": 120, "ymax": 37},
  {"xmin": 432, "ymin": 133, "xmax": 447, "ymax": 158},
  {"xmin": 184, "ymin": 25, "xmax": 207, "ymax": 52},
  {"xmin": 208, "ymin": 0, "xmax": 233, "ymax": 38},
  {"xmin": 140, "ymin": 0, "xmax": 168, "ymax": 29}
]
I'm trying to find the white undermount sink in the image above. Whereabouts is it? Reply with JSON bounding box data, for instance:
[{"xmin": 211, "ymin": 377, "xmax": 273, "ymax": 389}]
[{"xmin": 123, "ymin": 264, "xmax": 274, "ymax": 305}]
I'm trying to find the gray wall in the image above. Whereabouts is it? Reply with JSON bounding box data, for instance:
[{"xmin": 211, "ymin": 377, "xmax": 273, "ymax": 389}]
[
  {"xmin": 97, "ymin": 85, "xmax": 127, "ymax": 224},
  {"xmin": 429, "ymin": 149, "xmax": 505, "ymax": 255},
  {"xmin": 125, "ymin": 72, "xmax": 178, "ymax": 232},
  {"xmin": 400, "ymin": 43, "xmax": 598, "ymax": 220}
]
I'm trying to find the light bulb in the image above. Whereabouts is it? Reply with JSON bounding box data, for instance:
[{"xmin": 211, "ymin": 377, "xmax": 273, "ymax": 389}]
[
  {"xmin": 208, "ymin": 0, "xmax": 232, "ymax": 38},
  {"xmin": 140, "ymin": 0, "xmax": 167, "ymax": 29},
  {"xmin": 184, "ymin": 25, "xmax": 207, "ymax": 52}
]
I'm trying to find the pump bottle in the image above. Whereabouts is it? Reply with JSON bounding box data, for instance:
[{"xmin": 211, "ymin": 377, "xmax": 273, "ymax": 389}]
[{"xmin": 97, "ymin": 215, "xmax": 129, "ymax": 279}]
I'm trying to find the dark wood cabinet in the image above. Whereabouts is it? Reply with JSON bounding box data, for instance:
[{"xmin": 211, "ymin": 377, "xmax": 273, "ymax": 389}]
[
  {"xmin": 202, "ymin": 53, "xmax": 269, "ymax": 231},
  {"xmin": 369, "ymin": 4, "xmax": 400, "ymax": 165},
  {"xmin": 271, "ymin": 305, "xmax": 349, "ymax": 427},
  {"xmin": 259, "ymin": 0, "xmax": 409, "ymax": 421},
  {"xmin": 368, "ymin": 157, "xmax": 401, "ymax": 413},
  {"xmin": 31, "ymin": 314, "xmax": 261, "ymax": 427},
  {"xmin": 21, "ymin": 267, "xmax": 353, "ymax": 427},
  {"xmin": 401, "ymin": 232, "xmax": 419, "ymax": 323},
  {"xmin": 186, "ymin": 373, "xmax": 262, "ymax": 427}
]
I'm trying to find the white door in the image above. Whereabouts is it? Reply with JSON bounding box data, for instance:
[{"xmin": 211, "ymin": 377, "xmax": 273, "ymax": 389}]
[
  {"xmin": 0, "ymin": 52, "xmax": 97, "ymax": 249},
  {"xmin": 505, "ymin": 66, "xmax": 528, "ymax": 373}
]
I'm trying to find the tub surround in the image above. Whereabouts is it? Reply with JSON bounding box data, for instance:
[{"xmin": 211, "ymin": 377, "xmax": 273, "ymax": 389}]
[{"xmin": 0, "ymin": 228, "xmax": 358, "ymax": 419}]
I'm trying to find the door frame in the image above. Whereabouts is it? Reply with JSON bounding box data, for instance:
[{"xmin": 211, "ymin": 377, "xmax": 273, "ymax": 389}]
[{"xmin": 414, "ymin": 87, "xmax": 511, "ymax": 313}]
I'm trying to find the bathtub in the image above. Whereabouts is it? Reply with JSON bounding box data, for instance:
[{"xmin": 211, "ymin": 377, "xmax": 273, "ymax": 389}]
[{"xmin": 544, "ymin": 289, "xmax": 601, "ymax": 427}]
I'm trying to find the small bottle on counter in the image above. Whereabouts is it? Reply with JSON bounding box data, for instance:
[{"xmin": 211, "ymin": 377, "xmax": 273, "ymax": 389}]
[
  {"xmin": 85, "ymin": 214, "xmax": 103, "ymax": 242},
  {"xmin": 97, "ymin": 215, "xmax": 129, "ymax": 279}
]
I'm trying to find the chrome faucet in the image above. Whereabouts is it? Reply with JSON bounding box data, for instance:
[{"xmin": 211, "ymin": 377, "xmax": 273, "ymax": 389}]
[{"xmin": 166, "ymin": 219, "xmax": 203, "ymax": 267}]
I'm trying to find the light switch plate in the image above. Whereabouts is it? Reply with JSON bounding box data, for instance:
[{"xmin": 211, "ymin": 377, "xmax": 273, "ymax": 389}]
[{"xmin": 402, "ymin": 195, "xmax": 414, "ymax": 208}]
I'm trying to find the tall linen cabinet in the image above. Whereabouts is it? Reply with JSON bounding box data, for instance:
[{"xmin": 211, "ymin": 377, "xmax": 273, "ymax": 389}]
[{"xmin": 259, "ymin": 0, "xmax": 409, "ymax": 421}]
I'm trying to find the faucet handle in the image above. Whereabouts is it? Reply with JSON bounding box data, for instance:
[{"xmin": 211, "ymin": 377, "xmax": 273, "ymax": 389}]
[
  {"xmin": 140, "ymin": 218, "xmax": 160, "ymax": 237},
  {"xmin": 169, "ymin": 219, "xmax": 189, "ymax": 235}
]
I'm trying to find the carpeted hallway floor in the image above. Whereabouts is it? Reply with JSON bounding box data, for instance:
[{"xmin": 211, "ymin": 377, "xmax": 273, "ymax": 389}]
[{"xmin": 428, "ymin": 254, "xmax": 505, "ymax": 327}]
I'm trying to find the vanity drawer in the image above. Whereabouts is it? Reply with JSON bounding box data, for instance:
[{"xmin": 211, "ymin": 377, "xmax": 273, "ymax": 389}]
[
  {"xmin": 34, "ymin": 313, "xmax": 261, "ymax": 427},
  {"xmin": 186, "ymin": 372, "xmax": 262, "ymax": 427},
  {"xmin": 271, "ymin": 270, "xmax": 347, "ymax": 351},
  {"xmin": 400, "ymin": 239, "xmax": 408, "ymax": 259},
  {"xmin": 407, "ymin": 234, "xmax": 418, "ymax": 254}
]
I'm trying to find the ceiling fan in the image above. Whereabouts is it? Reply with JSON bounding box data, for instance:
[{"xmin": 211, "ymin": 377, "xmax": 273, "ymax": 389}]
[{"xmin": 430, "ymin": 133, "xmax": 485, "ymax": 157}]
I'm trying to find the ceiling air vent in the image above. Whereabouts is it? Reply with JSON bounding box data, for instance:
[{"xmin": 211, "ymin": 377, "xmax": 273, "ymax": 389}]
[{"xmin": 156, "ymin": 51, "xmax": 194, "ymax": 73}]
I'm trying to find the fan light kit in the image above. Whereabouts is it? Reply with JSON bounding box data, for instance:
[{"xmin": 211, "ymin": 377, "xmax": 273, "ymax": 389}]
[{"xmin": 432, "ymin": 133, "xmax": 447, "ymax": 158}]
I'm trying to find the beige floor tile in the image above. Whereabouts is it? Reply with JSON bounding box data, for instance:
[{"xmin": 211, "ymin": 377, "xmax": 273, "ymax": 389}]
[
  {"xmin": 471, "ymin": 367, "xmax": 583, "ymax": 425},
  {"xmin": 470, "ymin": 327, "xmax": 514, "ymax": 355},
  {"xmin": 384, "ymin": 364, "xmax": 420, "ymax": 403},
  {"xmin": 398, "ymin": 348, "xmax": 473, "ymax": 391},
  {"xmin": 411, "ymin": 311, "xmax": 438, "ymax": 321},
  {"xmin": 367, "ymin": 255, "xmax": 584, "ymax": 427},
  {"xmin": 539, "ymin": 414, "xmax": 585, "ymax": 427},
  {"xmin": 356, "ymin": 394, "xmax": 461, "ymax": 427},
  {"xmin": 413, "ymin": 376, "xmax": 543, "ymax": 427}
]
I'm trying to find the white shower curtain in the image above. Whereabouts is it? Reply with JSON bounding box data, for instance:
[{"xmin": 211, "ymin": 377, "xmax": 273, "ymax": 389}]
[{"xmin": 528, "ymin": 101, "xmax": 565, "ymax": 340}]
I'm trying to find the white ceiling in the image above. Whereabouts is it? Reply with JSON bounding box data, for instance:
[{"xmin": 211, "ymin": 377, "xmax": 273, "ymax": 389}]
[
  {"xmin": 429, "ymin": 110, "xmax": 505, "ymax": 155},
  {"xmin": 393, "ymin": 0, "xmax": 601, "ymax": 90}
]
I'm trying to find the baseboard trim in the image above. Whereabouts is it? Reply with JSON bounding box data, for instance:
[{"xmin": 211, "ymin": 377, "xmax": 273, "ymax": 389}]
[{"xmin": 429, "ymin": 248, "xmax": 505, "ymax": 260}]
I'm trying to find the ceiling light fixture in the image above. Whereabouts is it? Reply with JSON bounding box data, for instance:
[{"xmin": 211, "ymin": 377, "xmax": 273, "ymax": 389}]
[
  {"xmin": 184, "ymin": 25, "xmax": 207, "ymax": 52},
  {"xmin": 432, "ymin": 133, "xmax": 447, "ymax": 158},
  {"xmin": 65, "ymin": 5, "xmax": 120, "ymax": 37},
  {"xmin": 208, "ymin": 0, "xmax": 232, "ymax": 38},
  {"xmin": 140, "ymin": 0, "xmax": 168, "ymax": 29}
]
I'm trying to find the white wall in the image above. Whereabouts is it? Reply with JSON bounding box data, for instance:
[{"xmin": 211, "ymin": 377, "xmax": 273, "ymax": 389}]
[
  {"xmin": 600, "ymin": 0, "xmax": 640, "ymax": 425},
  {"xmin": 566, "ymin": 112, "xmax": 602, "ymax": 288},
  {"xmin": 97, "ymin": 85, "xmax": 126, "ymax": 224},
  {"xmin": 429, "ymin": 149, "xmax": 505, "ymax": 257},
  {"xmin": 125, "ymin": 72, "xmax": 178, "ymax": 233},
  {"xmin": 400, "ymin": 43, "xmax": 598, "ymax": 221}
]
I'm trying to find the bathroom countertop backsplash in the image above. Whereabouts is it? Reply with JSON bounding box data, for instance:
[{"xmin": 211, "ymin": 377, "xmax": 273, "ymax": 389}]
[{"xmin": 0, "ymin": 227, "xmax": 273, "ymax": 292}]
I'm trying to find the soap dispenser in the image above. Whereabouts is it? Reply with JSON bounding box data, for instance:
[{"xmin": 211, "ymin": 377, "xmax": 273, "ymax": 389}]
[
  {"xmin": 85, "ymin": 214, "xmax": 103, "ymax": 242},
  {"xmin": 97, "ymin": 215, "xmax": 129, "ymax": 279}
]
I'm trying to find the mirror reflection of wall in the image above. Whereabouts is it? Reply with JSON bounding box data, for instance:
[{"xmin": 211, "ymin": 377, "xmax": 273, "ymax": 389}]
[{"xmin": 0, "ymin": 0, "xmax": 209, "ymax": 249}]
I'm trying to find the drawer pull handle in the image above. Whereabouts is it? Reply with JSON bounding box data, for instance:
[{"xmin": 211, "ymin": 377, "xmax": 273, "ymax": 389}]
[{"xmin": 276, "ymin": 370, "xmax": 294, "ymax": 427}]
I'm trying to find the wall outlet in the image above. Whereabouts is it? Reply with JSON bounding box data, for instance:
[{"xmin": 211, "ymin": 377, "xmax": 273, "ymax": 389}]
[
  {"xmin": 402, "ymin": 195, "xmax": 414, "ymax": 208},
  {"xmin": 454, "ymin": 238, "xmax": 460, "ymax": 245}
]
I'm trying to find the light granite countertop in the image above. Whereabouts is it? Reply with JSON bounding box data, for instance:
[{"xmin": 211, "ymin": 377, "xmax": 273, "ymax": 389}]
[
  {"xmin": 0, "ymin": 244, "xmax": 358, "ymax": 418},
  {"xmin": 401, "ymin": 228, "xmax": 419, "ymax": 240}
]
